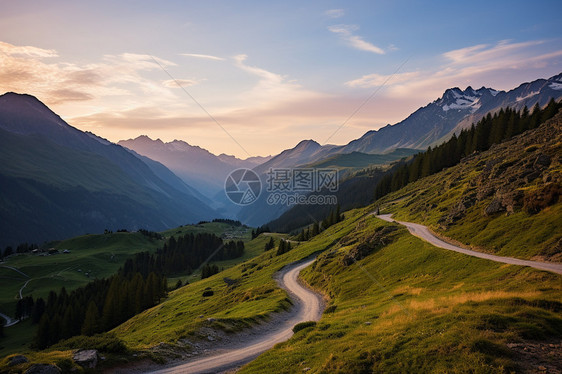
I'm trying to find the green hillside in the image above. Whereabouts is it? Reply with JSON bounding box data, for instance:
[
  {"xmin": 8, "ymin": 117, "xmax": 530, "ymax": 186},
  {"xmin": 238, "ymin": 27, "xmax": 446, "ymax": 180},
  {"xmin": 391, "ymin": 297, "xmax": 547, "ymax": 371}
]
[
  {"xmin": 242, "ymin": 216, "xmax": 560, "ymax": 373},
  {"xmin": 378, "ymin": 111, "xmax": 562, "ymax": 261},
  {"xmin": 0, "ymin": 221, "xmax": 253, "ymax": 357},
  {"xmin": 309, "ymin": 148, "xmax": 418, "ymax": 171},
  {"xmin": 2, "ymin": 113, "xmax": 561, "ymax": 372}
]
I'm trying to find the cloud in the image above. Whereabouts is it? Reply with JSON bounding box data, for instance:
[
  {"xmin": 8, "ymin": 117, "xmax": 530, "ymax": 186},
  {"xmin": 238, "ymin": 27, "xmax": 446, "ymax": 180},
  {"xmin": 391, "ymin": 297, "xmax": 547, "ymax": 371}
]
[
  {"xmin": 328, "ymin": 24, "xmax": 385, "ymax": 54},
  {"xmin": 0, "ymin": 41, "xmax": 182, "ymax": 108},
  {"xmin": 48, "ymin": 89, "xmax": 94, "ymax": 104},
  {"xmin": 181, "ymin": 53, "xmax": 224, "ymax": 61},
  {"xmin": 324, "ymin": 9, "xmax": 344, "ymax": 19},
  {"xmin": 0, "ymin": 41, "xmax": 58, "ymax": 58},
  {"xmin": 346, "ymin": 71, "xmax": 421, "ymax": 88},
  {"xmin": 345, "ymin": 40, "xmax": 562, "ymax": 100},
  {"xmin": 231, "ymin": 54, "xmax": 322, "ymax": 108},
  {"xmin": 162, "ymin": 79, "xmax": 200, "ymax": 88}
]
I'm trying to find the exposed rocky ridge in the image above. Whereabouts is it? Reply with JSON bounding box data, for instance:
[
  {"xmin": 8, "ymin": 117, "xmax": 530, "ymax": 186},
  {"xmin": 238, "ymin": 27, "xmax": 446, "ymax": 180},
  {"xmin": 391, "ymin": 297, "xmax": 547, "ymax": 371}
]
[{"xmin": 438, "ymin": 111, "xmax": 561, "ymax": 226}]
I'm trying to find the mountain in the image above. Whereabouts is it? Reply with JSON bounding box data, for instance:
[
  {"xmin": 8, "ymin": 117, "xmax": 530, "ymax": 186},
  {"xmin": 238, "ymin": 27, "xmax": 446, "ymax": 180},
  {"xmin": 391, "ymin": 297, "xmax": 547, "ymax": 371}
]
[
  {"xmin": 337, "ymin": 73, "xmax": 562, "ymax": 154},
  {"xmin": 0, "ymin": 93, "xmax": 216, "ymax": 248},
  {"xmin": 118, "ymin": 136, "xmax": 271, "ymax": 199},
  {"xmin": 252, "ymin": 140, "xmax": 334, "ymax": 174},
  {"xmin": 217, "ymin": 153, "xmax": 272, "ymax": 169},
  {"xmin": 236, "ymin": 142, "xmax": 414, "ymax": 227}
]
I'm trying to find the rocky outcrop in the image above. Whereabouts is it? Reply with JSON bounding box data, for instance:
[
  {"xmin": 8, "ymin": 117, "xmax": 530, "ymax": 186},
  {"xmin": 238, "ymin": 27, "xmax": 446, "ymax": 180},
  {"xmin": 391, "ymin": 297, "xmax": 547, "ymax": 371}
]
[
  {"xmin": 73, "ymin": 349, "xmax": 99, "ymax": 369},
  {"xmin": 8, "ymin": 355, "xmax": 29, "ymax": 366},
  {"xmin": 443, "ymin": 147, "xmax": 559, "ymax": 222},
  {"xmin": 342, "ymin": 225, "xmax": 398, "ymax": 266}
]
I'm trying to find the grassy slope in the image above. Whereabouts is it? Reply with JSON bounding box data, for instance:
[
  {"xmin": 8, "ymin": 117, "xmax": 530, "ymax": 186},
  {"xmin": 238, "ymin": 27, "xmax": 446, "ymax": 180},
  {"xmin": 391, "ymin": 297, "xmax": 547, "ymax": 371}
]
[
  {"xmin": 308, "ymin": 149, "xmax": 419, "ymax": 170},
  {"xmin": 241, "ymin": 216, "xmax": 561, "ymax": 373},
  {"xmin": 377, "ymin": 114, "xmax": 562, "ymax": 261},
  {"xmin": 5, "ymin": 201, "xmax": 559, "ymax": 371},
  {"xmin": 110, "ymin": 214, "xmax": 361, "ymax": 349},
  {"xmin": 0, "ymin": 222, "xmax": 252, "ymax": 358}
]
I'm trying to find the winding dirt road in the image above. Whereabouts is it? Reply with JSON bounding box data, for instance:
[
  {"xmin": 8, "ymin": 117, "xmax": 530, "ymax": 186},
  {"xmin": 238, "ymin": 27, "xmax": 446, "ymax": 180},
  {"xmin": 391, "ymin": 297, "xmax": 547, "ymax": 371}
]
[
  {"xmin": 149, "ymin": 257, "xmax": 323, "ymax": 374},
  {"xmin": 377, "ymin": 214, "xmax": 562, "ymax": 275},
  {"xmin": 0, "ymin": 312, "xmax": 18, "ymax": 327}
]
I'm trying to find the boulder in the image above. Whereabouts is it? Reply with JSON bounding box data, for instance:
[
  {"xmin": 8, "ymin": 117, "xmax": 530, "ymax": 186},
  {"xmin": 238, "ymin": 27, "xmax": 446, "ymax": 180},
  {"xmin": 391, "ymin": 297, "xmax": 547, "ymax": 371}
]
[
  {"xmin": 484, "ymin": 198, "xmax": 505, "ymax": 216},
  {"xmin": 24, "ymin": 364, "xmax": 61, "ymax": 374},
  {"xmin": 73, "ymin": 349, "xmax": 99, "ymax": 369},
  {"xmin": 8, "ymin": 355, "xmax": 29, "ymax": 366}
]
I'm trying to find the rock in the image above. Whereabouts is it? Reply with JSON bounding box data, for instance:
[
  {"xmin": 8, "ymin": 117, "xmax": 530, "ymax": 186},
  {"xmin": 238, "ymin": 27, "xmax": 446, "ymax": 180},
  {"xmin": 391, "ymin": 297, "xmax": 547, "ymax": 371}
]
[
  {"xmin": 8, "ymin": 355, "xmax": 29, "ymax": 366},
  {"xmin": 364, "ymin": 321, "xmax": 372, "ymax": 325},
  {"xmin": 73, "ymin": 349, "xmax": 99, "ymax": 369},
  {"xmin": 484, "ymin": 198, "xmax": 505, "ymax": 216},
  {"xmin": 341, "ymin": 226, "xmax": 398, "ymax": 266},
  {"xmin": 24, "ymin": 364, "xmax": 61, "ymax": 374},
  {"xmin": 500, "ymin": 190, "xmax": 524, "ymax": 213}
]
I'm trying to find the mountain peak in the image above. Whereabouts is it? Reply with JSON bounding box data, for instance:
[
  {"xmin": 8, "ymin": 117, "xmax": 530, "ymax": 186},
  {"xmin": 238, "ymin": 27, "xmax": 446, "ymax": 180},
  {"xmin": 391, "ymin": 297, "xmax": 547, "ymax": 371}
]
[
  {"xmin": 295, "ymin": 139, "xmax": 321, "ymax": 149},
  {"xmin": 437, "ymin": 85, "xmax": 491, "ymax": 113}
]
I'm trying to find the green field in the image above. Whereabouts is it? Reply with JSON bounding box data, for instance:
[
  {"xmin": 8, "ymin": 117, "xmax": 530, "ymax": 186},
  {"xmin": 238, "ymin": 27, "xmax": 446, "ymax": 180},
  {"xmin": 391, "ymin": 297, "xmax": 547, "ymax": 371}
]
[{"xmin": 0, "ymin": 221, "xmax": 253, "ymax": 358}]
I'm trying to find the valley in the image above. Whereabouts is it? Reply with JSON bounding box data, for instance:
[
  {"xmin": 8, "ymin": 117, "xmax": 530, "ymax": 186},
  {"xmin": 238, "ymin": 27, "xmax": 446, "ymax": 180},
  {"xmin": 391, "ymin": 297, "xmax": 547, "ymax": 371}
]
[{"xmin": 1, "ymin": 69, "xmax": 561, "ymax": 373}]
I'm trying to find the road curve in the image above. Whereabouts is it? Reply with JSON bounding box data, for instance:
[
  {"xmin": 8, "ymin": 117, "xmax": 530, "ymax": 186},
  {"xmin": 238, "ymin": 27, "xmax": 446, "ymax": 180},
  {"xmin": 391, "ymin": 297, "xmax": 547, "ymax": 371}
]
[
  {"xmin": 0, "ymin": 312, "xmax": 18, "ymax": 327},
  {"xmin": 149, "ymin": 258, "xmax": 323, "ymax": 374},
  {"xmin": 377, "ymin": 214, "xmax": 562, "ymax": 275}
]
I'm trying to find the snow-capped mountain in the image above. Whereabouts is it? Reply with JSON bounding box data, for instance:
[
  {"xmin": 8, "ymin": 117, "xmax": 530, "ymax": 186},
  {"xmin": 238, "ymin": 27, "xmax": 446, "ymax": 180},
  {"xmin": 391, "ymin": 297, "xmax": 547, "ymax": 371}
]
[
  {"xmin": 436, "ymin": 86, "xmax": 496, "ymax": 112},
  {"xmin": 334, "ymin": 73, "xmax": 562, "ymax": 154}
]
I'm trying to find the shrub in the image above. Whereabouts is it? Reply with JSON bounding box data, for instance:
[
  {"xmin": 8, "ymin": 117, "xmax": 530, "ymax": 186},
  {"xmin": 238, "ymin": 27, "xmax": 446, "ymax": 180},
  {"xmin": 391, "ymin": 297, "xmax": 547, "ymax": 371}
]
[{"xmin": 292, "ymin": 321, "xmax": 316, "ymax": 333}]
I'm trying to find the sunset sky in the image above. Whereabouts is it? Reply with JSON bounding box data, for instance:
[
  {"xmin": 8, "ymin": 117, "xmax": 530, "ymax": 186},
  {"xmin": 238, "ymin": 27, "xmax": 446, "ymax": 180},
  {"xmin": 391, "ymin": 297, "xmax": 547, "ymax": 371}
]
[{"xmin": 1, "ymin": 0, "xmax": 561, "ymax": 158}]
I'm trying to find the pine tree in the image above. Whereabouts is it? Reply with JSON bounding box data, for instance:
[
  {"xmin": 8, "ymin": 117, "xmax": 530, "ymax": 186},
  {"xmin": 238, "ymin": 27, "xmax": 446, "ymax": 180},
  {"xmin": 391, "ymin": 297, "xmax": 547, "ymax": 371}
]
[
  {"xmin": 312, "ymin": 222, "xmax": 320, "ymax": 236},
  {"xmin": 35, "ymin": 314, "xmax": 51, "ymax": 349},
  {"xmin": 276, "ymin": 240, "xmax": 286, "ymax": 256},
  {"xmin": 32, "ymin": 298, "xmax": 45, "ymax": 324},
  {"xmin": 81, "ymin": 301, "xmax": 100, "ymax": 336}
]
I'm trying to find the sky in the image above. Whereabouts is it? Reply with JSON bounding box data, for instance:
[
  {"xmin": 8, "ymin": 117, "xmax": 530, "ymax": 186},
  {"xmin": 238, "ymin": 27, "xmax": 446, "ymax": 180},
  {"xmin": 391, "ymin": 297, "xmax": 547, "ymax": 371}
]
[{"xmin": 1, "ymin": 0, "xmax": 561, "ymax": 158}]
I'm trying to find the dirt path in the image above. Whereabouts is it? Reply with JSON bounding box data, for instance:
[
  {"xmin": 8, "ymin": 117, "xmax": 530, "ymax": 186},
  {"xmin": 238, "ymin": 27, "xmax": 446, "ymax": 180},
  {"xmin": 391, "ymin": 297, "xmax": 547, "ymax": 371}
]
[
  {"xmin": 0, "ymin": 312, "xmax": 18, "ymax": 327},
  {"xmin": 377, "ymin": 214, "xmax": 562, "ymax": 275},
  {"xmin": 148, "ymin": 257, "xmax": 324, "ymax": 374},
  {"xmin": 0, "ymin": 265, "xmax": 29, "ymax": 278}
]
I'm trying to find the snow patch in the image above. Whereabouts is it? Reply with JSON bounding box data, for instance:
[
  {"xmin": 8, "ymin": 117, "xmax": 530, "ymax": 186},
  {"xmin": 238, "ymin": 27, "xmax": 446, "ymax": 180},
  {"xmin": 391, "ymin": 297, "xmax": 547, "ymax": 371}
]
[
  {"xmin": 488, "ymin": 89, "xmax": 499, "ymax": 96},
  {"xmin": 516, "ymin": 91, "xmax": 539, "ymax": 102},
  {"xmin": 549, "ymin": 82, "xmax": 562, "ymax": 91},
  {"xmin": 442, "ymin": 95, "xmax": 480, "ymax": 112}
]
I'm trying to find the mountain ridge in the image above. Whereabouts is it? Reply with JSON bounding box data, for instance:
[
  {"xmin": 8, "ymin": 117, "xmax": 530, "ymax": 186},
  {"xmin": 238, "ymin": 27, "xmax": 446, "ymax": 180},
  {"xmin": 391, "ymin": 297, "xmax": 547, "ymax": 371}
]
[{"xmin": 0, "ymin": 93, "xmax": 217, "ymax": 248}]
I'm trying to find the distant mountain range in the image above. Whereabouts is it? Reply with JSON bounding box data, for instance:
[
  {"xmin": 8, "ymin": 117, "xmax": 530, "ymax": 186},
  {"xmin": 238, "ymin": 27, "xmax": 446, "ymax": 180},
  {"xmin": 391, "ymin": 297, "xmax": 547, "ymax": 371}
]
[
  {"xmin": 1, "ymin": 73, "xmax": 560, "ymax": 244},
  {"xmin": 0, "ymin": 93, "xmax": 217, "ymax": 248},
  {"xmin": 293, "ymin": 72, "xmax": 562, "ymax": 160},
  {"xmin": 233, "ymin": 73, "xmax": 562, "ymax": 226},
  {"xmin": 118, "ymin": 136, "xmax": 270, "ymax": 199}
]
